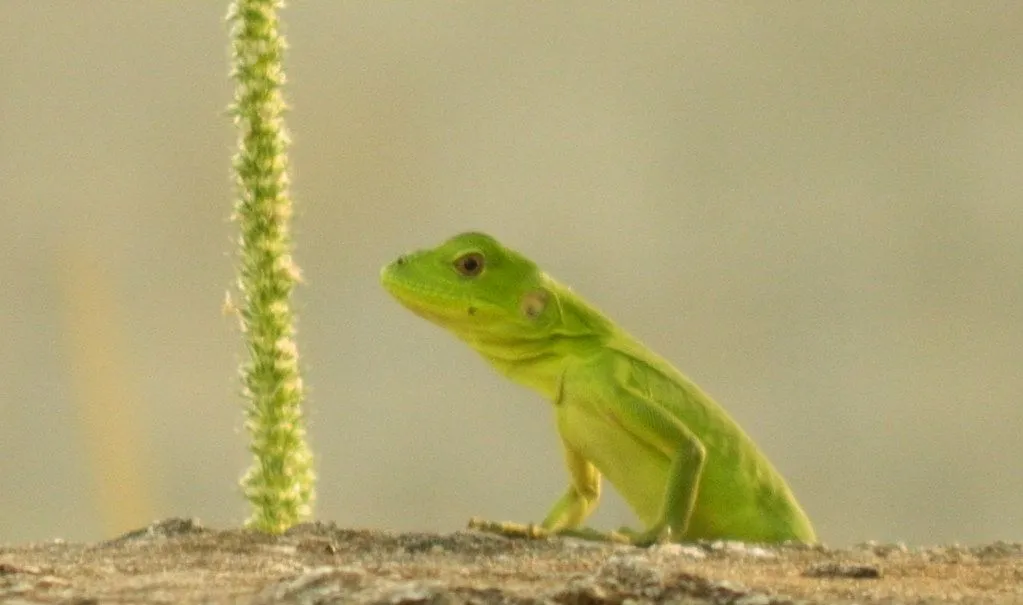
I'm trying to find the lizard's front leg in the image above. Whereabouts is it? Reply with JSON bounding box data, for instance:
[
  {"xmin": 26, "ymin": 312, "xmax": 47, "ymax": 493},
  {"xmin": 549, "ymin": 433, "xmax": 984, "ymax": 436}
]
[
  {"xmin": 582, "ymin": 370, "xmax": 709, "ymax": 546},
  {"xmin": 469, "ymin": 441, "xmax": 606, "ymax": 540},
  {"xmin": 540, "ymin": 442, "xmax": 600, "ymax": 531},
  {"xmin": 629, "ymin": 433, "xmax": 706, "ymax": 545}
]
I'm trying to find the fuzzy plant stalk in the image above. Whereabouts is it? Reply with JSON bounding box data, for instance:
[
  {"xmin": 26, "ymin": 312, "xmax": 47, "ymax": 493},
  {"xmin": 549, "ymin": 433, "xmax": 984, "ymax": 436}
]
[{"xmin": 227, "ymin": 0, "xmax": 315, "ymax": 533}]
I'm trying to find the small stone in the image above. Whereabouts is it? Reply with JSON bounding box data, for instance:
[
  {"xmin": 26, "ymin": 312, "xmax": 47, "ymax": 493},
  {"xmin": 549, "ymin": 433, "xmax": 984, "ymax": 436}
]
[{"xmin": 803, "ymin": 562, "xmax": 881, "ymax": 579}]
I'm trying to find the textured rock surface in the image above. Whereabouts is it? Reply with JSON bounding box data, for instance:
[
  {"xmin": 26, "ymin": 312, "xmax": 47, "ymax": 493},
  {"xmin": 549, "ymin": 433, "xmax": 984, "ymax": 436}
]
[{"xmin": 1, "ymin": 519, "xmax": 1020, "ymax": 604}]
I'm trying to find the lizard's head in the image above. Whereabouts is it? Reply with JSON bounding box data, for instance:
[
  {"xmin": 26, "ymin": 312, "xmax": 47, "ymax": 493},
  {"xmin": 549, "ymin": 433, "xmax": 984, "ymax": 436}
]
[{"xmin": 380, "ymin": 232, "xmax": 561, "ymax": 342}]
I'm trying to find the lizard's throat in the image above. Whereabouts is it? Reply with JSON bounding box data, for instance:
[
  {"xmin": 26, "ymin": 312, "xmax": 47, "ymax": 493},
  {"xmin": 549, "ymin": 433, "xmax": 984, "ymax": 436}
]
[{"xmin": 458, "ymin": 332, "xmax": 577, "ymax": 399}]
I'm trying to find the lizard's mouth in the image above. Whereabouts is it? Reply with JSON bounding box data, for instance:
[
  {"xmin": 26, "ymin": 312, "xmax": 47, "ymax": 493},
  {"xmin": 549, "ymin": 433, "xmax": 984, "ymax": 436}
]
[{"xmin": 380, "ymin": 268, "xmax": 480, "ymax": 326}]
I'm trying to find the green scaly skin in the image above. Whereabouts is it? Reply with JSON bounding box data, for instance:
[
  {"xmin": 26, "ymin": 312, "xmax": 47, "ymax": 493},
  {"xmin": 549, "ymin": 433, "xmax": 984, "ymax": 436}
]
[{"xmin": 381, "ymin": 232, "xmax": 816, "ymax": 545}]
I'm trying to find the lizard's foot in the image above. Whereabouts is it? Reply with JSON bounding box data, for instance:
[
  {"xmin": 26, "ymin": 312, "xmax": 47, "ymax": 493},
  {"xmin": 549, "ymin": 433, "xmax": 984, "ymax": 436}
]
[
  {"xmin": 557, "ymin": 526, "xmax": 631, "ymax": 544},
  {"xmin": 467, "ymin": 518, "xmax": 629, "ymax": 544},
  {"xmin": 467, "ymin": 517, "xmax": 549, "ymax": 539},
  {"xmin": 617, "ymin": 524, "xmax": 673, "ymax": 547}
]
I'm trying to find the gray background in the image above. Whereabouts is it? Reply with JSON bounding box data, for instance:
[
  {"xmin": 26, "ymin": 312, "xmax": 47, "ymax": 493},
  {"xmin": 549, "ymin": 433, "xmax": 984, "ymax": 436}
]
[{"xmin": 2, "ymin": 3, "xmax": 1021, "ymax": 546}]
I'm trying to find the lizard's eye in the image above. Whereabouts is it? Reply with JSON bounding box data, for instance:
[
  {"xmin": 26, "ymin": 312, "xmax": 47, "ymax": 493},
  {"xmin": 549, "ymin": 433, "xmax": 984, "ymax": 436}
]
[{"xmin": 454, "ymin": 252, "xmax": 485, "ymax": 277}]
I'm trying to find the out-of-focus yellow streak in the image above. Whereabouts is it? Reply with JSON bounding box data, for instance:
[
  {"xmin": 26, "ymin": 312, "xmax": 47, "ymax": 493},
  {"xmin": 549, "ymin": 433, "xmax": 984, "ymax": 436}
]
[{"xmin": 61, "ymin": 246, "xmax": 155, "ymax": 536}]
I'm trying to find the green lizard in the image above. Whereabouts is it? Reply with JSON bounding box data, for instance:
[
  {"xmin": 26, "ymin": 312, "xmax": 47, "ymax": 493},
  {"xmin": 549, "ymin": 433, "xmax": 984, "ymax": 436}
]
[{"xmin": 380, "ymin": 232, "xmax": 816, "ymax": 544}]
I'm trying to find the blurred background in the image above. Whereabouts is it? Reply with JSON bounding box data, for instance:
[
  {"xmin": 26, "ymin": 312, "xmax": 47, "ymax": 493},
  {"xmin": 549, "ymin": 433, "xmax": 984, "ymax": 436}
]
[{"xmin": 2, "ymin": 3, "xmax": 1021, "ymax": 546}]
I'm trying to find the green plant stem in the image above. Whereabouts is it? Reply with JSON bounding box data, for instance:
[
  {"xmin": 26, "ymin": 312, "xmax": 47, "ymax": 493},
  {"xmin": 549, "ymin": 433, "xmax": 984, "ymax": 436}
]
[{"xmin": 227, "ymin": 0, "xmax": 315, "ymax": 533}]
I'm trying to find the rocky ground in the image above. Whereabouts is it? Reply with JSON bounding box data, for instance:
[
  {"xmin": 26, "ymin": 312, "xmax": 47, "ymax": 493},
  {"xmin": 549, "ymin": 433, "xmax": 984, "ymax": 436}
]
[{"xmin": 1, "ymin": 518, "xmax": 1020, "ymax": 604}]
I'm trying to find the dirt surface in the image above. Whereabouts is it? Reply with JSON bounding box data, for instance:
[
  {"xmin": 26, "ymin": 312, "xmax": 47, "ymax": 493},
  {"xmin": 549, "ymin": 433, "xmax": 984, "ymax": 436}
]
[{"xmin": 1, "ymin": 518, "xmax": 1020, "ymax": 604}]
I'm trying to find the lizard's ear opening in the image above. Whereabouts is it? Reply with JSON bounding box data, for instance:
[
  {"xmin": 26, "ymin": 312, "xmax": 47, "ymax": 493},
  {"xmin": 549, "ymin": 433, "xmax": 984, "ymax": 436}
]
[{"xmin": 520, "ymin": 289, "xmax": 550, "ymax": 321}]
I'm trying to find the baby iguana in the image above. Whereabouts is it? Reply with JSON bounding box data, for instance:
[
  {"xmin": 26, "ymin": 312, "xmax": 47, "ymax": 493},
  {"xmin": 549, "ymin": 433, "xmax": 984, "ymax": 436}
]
[{"xmin": 380, "ymin": 232, "xmax": 816, "ymax": 544}]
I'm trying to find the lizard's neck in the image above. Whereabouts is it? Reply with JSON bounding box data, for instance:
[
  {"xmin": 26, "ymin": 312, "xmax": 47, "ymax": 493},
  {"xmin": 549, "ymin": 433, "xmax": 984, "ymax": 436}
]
[
  {"xmin": 464, "ymin": 281, "xmax": 615, "ymax": 401},
  {"xmin": 466, "ymin": 333, "xmax": 598, "ymax": 400}
]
